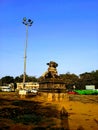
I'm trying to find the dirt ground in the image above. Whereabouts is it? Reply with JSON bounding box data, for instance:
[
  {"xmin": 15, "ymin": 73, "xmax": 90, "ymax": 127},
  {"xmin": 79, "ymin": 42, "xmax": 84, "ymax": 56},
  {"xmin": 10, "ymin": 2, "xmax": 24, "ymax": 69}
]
[{"xmin": 0, "ymin": 92, "xmax": 98, "ymax": 130}]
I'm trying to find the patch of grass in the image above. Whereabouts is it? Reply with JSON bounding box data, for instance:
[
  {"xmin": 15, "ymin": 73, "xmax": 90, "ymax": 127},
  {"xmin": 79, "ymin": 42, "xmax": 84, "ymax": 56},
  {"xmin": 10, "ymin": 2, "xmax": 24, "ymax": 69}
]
[{"xmin": 14, "ymin": 114, "xmax": 42, "ymax": 125}]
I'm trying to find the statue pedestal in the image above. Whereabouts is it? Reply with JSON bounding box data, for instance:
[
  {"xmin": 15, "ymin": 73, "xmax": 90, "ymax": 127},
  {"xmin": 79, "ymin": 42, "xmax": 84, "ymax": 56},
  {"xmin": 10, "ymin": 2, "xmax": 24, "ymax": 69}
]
[{"xmin": 39, "ymin": 78, "xmax": 66, "ymax": 92}]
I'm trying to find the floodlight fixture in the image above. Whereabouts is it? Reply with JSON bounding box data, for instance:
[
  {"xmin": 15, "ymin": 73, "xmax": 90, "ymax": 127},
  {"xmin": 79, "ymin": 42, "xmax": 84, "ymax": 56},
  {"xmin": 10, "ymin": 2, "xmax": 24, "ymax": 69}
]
[{"xmin": 22, "ymin": 17, "xmax": 33, "ymax": 27}]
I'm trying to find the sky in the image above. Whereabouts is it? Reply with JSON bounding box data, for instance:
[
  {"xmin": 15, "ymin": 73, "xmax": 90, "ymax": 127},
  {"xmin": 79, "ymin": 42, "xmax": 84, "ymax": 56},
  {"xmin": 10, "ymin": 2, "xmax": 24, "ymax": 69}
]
[{"xmin": 0, "ymin": 0, "xmax": 98, "ymax": 78}]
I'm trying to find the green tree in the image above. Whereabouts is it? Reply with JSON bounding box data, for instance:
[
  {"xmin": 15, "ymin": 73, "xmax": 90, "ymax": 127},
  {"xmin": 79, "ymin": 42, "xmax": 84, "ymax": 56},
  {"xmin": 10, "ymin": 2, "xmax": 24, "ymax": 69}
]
[
  {"xmin": 14, "ymin": 75, "xmax": 23, "ymax": 83},
  {"xmin": 0, "ymin": 78, "xmax": 2, "ymax": 86},
  {"xmin": 1, "ymin": 76, "xmax": 14, "ymax": 85},
  {"xmin": 14, "ymin": 74, "xmax": 38, "ymax": 83},
  {"xmin": 25, "ymin": 75, "xmax": 38, "ymax": 82},
  {"xmin": 91, "ymin": 70, "xmax": 98, "ymax": 89},
  {"xmin": 79, "ymin": 72, "xmax": 95, "ymax": 89},
  {"xmin": 60, "ymin": 73, "xmax": 79, "ymax": 89}
]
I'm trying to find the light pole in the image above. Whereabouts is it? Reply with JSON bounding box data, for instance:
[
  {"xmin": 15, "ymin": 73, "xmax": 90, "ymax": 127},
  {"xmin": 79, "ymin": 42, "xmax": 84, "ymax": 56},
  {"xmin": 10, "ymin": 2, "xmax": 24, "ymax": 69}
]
[{"xmin": 22, "ymin": 17, "xmax": 33, "ymax": 88}]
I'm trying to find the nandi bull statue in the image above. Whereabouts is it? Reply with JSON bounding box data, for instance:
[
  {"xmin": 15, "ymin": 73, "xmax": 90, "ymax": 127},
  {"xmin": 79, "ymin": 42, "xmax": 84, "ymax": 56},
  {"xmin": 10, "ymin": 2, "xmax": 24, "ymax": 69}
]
[{"xmin": 42, "ymin": 61, "xmax": 58, "ymax": 78}]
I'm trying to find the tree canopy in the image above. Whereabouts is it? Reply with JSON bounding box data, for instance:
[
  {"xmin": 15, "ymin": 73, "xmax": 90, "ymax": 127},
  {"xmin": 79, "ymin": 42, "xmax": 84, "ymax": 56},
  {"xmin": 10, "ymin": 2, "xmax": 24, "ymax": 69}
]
[{"xmin": 0, "ymin": 70, "xmax": 98, "ymax": 89}]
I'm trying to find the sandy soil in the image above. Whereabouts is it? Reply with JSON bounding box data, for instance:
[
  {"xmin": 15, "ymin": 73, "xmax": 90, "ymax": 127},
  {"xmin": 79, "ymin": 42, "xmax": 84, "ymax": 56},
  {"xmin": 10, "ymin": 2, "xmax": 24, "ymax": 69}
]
[{"xmin": 0, "ymin": 92, "xmax": 98, "ymax": 130}]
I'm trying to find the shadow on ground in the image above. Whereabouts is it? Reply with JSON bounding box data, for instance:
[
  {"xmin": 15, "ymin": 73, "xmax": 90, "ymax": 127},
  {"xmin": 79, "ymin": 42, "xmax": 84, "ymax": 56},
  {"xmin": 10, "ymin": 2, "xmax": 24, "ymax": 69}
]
[{"xmin": 0, "ymin": 96, "xmax": 70, "ymax": 130}]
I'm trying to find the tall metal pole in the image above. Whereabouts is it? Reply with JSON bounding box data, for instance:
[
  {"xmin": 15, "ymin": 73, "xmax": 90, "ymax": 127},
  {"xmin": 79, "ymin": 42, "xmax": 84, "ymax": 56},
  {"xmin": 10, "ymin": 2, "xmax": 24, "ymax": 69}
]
[
  {"xmin": 22, "ymin": 17, "xmax": 33, "ymax": 88},
  {"xmin": 23, "ymin": 25, "xmax": 28, "ymax": 88}
]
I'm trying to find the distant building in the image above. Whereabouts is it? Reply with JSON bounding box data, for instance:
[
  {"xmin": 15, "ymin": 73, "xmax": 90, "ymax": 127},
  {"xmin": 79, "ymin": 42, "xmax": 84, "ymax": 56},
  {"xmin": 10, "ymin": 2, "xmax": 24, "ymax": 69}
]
[
  {"xmin": 17, "ymin": 82, "xmax": 39, "ymax": 90},
  {"xmin": 85, "ymin": 85, "xmax": 95, "ymax": 90},
  {"xmin": 0, "ymin": 86, "xmax": 12, "ymax": 92}
]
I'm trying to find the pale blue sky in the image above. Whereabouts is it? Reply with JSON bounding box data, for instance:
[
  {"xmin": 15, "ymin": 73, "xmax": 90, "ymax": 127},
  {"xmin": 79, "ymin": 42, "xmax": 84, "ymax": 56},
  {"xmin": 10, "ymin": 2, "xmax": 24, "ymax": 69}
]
[{"xmin": 0, "ymin": 0, "xmax": 98, "ymax": 78}]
